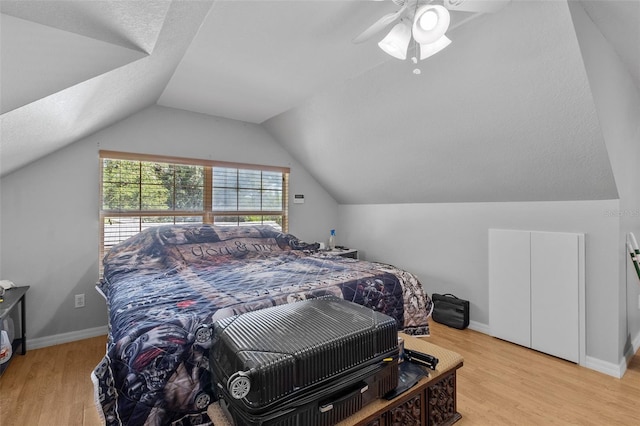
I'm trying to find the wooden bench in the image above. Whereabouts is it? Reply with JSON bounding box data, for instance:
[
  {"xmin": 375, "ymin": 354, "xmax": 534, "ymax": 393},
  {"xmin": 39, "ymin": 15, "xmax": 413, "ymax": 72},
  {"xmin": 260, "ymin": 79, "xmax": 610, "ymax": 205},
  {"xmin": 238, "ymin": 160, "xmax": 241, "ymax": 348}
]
[{"xmin": 208, "ymin": 333, "xmax": 464, "ymax": 426}]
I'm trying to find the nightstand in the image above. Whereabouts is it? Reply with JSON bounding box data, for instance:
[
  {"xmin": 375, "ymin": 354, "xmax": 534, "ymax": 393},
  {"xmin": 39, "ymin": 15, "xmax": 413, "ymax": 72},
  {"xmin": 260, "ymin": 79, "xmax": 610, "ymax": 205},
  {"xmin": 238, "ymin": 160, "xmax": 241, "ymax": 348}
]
[
  {"xmin": 327, "ymin": 248, "xmax": 358, "ymax": 259},
  {"xmin": 0, "ymin": 286, "xmax": 29, "ymax": 376}
]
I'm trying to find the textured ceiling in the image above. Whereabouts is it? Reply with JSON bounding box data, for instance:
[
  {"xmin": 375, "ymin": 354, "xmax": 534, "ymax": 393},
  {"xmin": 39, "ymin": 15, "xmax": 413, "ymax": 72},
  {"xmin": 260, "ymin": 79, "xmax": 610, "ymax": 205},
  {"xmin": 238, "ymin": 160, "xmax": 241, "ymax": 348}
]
[
  {"xmin": 580, "ymin": 0, "xmax": 640, "ymax": 93},
  {"xmin": 0, "ymin": 0, "xmax": 213, "ymax": 176},
  {"xmin": 0, "ymin": 0, "xmax": 170, "ymax": 53},
  {"xmin": 158, "ymin": 0, "xmax": 478, "ymax": 123},
  {"xmin": 264, "ymin": 0, "xmax": 618, "ymax": 203},
  {"xmin": 1, "ymin": 0, "xmax": 638, "ymax": 204},
  {"xmin": 1, "ymin": 13, "xmax": 147, "ymax": 114}
]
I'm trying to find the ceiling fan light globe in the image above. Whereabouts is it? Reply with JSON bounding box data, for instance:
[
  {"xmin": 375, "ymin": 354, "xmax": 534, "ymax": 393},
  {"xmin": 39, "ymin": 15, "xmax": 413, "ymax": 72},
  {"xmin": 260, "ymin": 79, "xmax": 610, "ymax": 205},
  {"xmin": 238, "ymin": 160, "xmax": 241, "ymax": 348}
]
[
  {"xmin": 412, "ymin": 5, "xmax": 450, "ymax": 45},
  {"xmin": 378, "ymin": 21, "xmax": 412, "ymax": 60},
  {"xmin": 419, "ymin": 35, "xmax": 452, "ymax": 60},
  {"xmin": 418, "ymin": 11, "xmax": 438, "ymax": 31}
]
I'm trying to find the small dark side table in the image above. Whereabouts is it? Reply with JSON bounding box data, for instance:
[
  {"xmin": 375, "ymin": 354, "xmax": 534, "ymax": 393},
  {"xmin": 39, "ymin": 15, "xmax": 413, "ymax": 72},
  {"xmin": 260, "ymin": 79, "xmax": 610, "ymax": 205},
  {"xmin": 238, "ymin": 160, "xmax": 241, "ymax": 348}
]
[{"xmin": 0, "ymin": 286, "xmax": 29, "ymax": 376}]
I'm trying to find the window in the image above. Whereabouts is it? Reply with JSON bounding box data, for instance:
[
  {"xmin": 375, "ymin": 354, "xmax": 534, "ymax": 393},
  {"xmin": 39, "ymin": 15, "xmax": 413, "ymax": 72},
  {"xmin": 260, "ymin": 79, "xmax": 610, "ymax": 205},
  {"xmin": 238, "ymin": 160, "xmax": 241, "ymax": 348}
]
[{"xmin": 99, "ymin": 150, "xmax": 289, "ymax": 263}]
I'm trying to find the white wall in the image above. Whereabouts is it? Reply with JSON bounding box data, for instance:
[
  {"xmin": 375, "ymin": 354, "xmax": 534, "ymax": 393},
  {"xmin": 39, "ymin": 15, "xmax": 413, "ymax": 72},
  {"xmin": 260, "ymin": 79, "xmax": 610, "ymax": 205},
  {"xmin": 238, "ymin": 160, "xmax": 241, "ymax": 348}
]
[
  {"xmin": 0, "ymin": 105, "xmax": 338, "ymax": 343},
  {"xmin": 569, "ymin": 1, "xmax": 640, "ymax": 364},
  {"xmin": 338, "ymin": 200, "xmax": 621, "ymax": 367},
  {"xmin": 334, "ymin": 1, "xmax": 639, "ymax": 377},
  {"xmin": 0, "ymin": 139, "xmax": 103, "ymax": 343}
]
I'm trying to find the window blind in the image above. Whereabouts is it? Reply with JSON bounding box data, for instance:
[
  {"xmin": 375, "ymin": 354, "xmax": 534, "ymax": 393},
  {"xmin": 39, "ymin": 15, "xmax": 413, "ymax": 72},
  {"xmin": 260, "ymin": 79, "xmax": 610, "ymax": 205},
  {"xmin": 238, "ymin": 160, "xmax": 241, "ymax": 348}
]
[{"xmin": 99, "ymin": 150, "xmax": 289, "ymax": 269}]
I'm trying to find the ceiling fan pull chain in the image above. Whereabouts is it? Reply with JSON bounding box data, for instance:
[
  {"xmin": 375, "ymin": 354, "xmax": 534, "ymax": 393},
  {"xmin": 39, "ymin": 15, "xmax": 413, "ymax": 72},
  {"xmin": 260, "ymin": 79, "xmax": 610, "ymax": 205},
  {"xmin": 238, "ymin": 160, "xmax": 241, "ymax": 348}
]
[{"xmin": 412, "ymin": 42, "xmax": 421, "ymax": 75}]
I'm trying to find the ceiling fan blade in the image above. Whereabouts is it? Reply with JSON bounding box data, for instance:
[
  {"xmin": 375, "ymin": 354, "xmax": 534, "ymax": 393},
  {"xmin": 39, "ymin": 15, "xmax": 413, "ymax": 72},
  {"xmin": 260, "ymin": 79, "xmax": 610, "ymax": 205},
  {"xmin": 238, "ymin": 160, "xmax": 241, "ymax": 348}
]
[
  {"xmin": 353, "ymin": 3, "xmax": 409, "ymax": 44},
  {"xmin": 444, "ymin": 0, "xmax": 511, "ymax": 14}
]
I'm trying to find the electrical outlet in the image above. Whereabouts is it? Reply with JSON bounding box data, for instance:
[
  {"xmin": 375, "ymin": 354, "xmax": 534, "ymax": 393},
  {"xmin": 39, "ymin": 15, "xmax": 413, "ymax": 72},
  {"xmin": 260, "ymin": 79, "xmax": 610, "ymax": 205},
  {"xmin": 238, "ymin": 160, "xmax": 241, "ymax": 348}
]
[{"xmin": 75, "ymin": 293, "xmax": 85, "ymax": 308}]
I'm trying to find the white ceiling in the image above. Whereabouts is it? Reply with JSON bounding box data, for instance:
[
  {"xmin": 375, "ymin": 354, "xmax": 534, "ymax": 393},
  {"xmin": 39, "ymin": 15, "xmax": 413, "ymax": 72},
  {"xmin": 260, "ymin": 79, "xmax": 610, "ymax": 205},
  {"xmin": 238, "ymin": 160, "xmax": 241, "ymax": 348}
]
[
  {"xmin": 159, "ymin": 0, "xmax": 391, "ymax": 123},
  {"xmin": 0, "ymin": 0, "xmax": 212, "ymax": 176},
  {"xmin": 1, "ymin": 13, "xmax": 147, "ymax": 114},
  {"xmin": 265, "ymin": 0, "xmax": 621, "ymax": 203},
  {"xmin": 157, "ymin": 0, "xmax": 479, "ymax": 123},
  {"xmin": 1, "ymin": 0, "xmax": 638, "ymax": 204}
]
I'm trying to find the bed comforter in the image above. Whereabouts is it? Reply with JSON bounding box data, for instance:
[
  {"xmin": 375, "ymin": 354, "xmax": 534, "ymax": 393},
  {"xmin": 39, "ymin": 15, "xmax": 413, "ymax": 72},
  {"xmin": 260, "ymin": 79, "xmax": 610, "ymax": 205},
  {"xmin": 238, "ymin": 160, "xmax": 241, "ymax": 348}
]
[{"xmin": 92, "ymin": 224, "xmax": 432, "ymax": 425}]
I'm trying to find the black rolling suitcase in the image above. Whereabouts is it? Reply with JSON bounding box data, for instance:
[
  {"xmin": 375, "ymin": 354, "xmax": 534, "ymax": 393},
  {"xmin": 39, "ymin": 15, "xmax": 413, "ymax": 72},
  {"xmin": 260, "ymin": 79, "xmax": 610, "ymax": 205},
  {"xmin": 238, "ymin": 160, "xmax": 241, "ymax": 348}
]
[{"xmin": 209, "ymin": 296, "xmax": 399, "ymax": 426}]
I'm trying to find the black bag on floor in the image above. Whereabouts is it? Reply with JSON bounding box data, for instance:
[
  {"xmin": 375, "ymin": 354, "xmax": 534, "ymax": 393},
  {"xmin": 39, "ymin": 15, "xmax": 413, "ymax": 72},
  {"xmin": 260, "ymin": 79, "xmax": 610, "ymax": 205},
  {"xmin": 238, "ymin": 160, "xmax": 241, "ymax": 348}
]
[{"xmin": 432, "ymin": 293, "xmax": 470, "ymax": 330}]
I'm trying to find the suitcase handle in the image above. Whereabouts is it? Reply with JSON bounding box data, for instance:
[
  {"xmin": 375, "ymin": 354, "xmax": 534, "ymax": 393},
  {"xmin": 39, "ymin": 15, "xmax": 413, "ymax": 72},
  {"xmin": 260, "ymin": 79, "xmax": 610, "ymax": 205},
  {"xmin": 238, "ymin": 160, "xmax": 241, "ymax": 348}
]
[
  {"xmin": 441, "ymin": 293, "xmax": 459, "ymax": 299},
  {"xmin": 404, "ymin": 349, "xmax": 439, "ymax": 370},
  {"xmin": 318, "ymin": 381, "xmax": 369, "ymax": 413}
]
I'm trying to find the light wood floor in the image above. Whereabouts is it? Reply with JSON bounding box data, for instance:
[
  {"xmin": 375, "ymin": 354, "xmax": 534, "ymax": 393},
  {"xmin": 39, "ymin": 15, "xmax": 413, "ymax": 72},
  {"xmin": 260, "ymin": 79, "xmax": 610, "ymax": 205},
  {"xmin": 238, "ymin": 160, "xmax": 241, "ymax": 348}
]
[
  {"xmin": 1, "ymin": 321, "xmax": 639, "ymax": 425},
  {"xmin": 0, "ymin": 335, "xmax": 106, "ymax": 426},
  {"xmin": 426, "ymin": 321, "xmax": 640, "ymax": 425}
]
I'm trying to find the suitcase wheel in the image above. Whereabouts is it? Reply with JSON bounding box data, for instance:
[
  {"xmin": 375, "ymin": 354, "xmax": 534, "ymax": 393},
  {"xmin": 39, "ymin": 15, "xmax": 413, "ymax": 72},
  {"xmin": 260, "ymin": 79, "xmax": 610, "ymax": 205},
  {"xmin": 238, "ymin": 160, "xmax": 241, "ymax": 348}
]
[
  {"xmin": 194, "ymin": 391, "xmax": 211, "ymax": 409},
  {"xmin": 194, "ymin": 325, "xmax": 213, "ymax": 345},
  {"xmin": 228, "ymin": 371, "xmax": 251, "ymax": 399}
]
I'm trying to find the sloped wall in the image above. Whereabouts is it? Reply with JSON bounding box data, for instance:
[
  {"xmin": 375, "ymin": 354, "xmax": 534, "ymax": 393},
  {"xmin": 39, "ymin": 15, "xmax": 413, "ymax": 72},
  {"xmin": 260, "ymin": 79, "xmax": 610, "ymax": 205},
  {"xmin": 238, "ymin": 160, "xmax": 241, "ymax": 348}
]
[
  {"xmin": 0, "ymin": 105, "xmax": 337, "ymax": 343},
  {"xmin": 335, "ymin": 1, "xmax": 640, "ymax": 375},
  {"xmin": 569, "ymin": 1, "xmax": 640, "ymax": 364},
  {"xmin": 264, "ymin": 0, "xmax": 617, "ymax": 205}
]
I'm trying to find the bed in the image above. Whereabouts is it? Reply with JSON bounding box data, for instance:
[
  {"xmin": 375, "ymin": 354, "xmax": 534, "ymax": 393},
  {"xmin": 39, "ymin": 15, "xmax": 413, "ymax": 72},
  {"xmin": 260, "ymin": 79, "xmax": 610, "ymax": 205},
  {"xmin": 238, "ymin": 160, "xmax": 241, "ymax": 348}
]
[{"xmin": 92, "ymin": 224, "xmax": 433, "ymax": 425}]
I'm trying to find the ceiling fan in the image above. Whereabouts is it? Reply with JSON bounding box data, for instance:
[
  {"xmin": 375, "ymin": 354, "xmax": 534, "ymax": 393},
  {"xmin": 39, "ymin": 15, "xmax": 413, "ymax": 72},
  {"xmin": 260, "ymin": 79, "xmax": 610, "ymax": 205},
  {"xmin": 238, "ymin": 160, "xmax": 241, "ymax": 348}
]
[{"xmin": 354, "ymin": 0, "xmax": 511, "ymax": 64}]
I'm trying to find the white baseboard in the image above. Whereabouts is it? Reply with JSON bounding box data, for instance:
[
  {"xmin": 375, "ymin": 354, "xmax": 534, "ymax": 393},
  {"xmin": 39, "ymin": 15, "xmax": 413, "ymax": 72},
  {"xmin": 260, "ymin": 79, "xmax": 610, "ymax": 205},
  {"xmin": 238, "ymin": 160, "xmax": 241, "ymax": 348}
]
[
  {"xmin": 468, "ymin": 320, "xmax": 490, "ymax": 334},
  {"xmin": 632, "ymin": 329, "xmax": 640, "ymax": 357},
  {"xmin": 28, "ymin": 326, "xmax": 107, "ymax": 350},
  {"xmin": 585, "ymin": 356, "xmax": 624, "ymax": 379},
  {"xmin": 617, "ymin": 328, "xmax": 640, "ymax": 378},
  {"xmin": 25, "ymin": 323, "xmax": 639, "ymax": 379}
]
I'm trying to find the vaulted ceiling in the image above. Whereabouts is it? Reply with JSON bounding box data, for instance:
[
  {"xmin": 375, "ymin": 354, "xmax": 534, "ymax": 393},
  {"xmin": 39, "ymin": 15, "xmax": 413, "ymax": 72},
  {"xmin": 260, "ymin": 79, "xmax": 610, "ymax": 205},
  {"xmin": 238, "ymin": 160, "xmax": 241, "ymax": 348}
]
[{"xmin": 1, "ymin": 0, "xmax": 638, "ymax": 204}]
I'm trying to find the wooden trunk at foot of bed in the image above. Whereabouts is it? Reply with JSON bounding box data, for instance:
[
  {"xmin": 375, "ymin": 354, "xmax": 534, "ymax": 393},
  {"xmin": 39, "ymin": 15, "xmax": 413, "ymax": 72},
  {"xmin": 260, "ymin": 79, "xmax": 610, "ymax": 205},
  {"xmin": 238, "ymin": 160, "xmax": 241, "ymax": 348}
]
[{"xmin": 208, "ymin": 333, "xmax": 464, "ymax": 426}]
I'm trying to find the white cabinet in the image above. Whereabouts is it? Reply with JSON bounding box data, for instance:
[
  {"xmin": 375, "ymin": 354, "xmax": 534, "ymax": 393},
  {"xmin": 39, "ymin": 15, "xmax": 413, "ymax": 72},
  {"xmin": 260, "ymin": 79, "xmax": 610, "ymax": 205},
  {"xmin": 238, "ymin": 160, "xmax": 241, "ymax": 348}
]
[
  {"xmin": 488, "ymin": 229, "xmax": 531, "ymax": 348},
  {"xmin": 489, "ymin": 229, "xmax": 585, "ymax": 364}
]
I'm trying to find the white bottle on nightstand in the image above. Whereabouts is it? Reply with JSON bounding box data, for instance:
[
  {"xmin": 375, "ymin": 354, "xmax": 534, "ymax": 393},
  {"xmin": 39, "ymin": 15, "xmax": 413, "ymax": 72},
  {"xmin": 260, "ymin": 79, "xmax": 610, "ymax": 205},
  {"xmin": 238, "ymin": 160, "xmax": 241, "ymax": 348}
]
[{"xmin": 328, "ymin": 229, "xmax": 336, "ymax": 250}]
